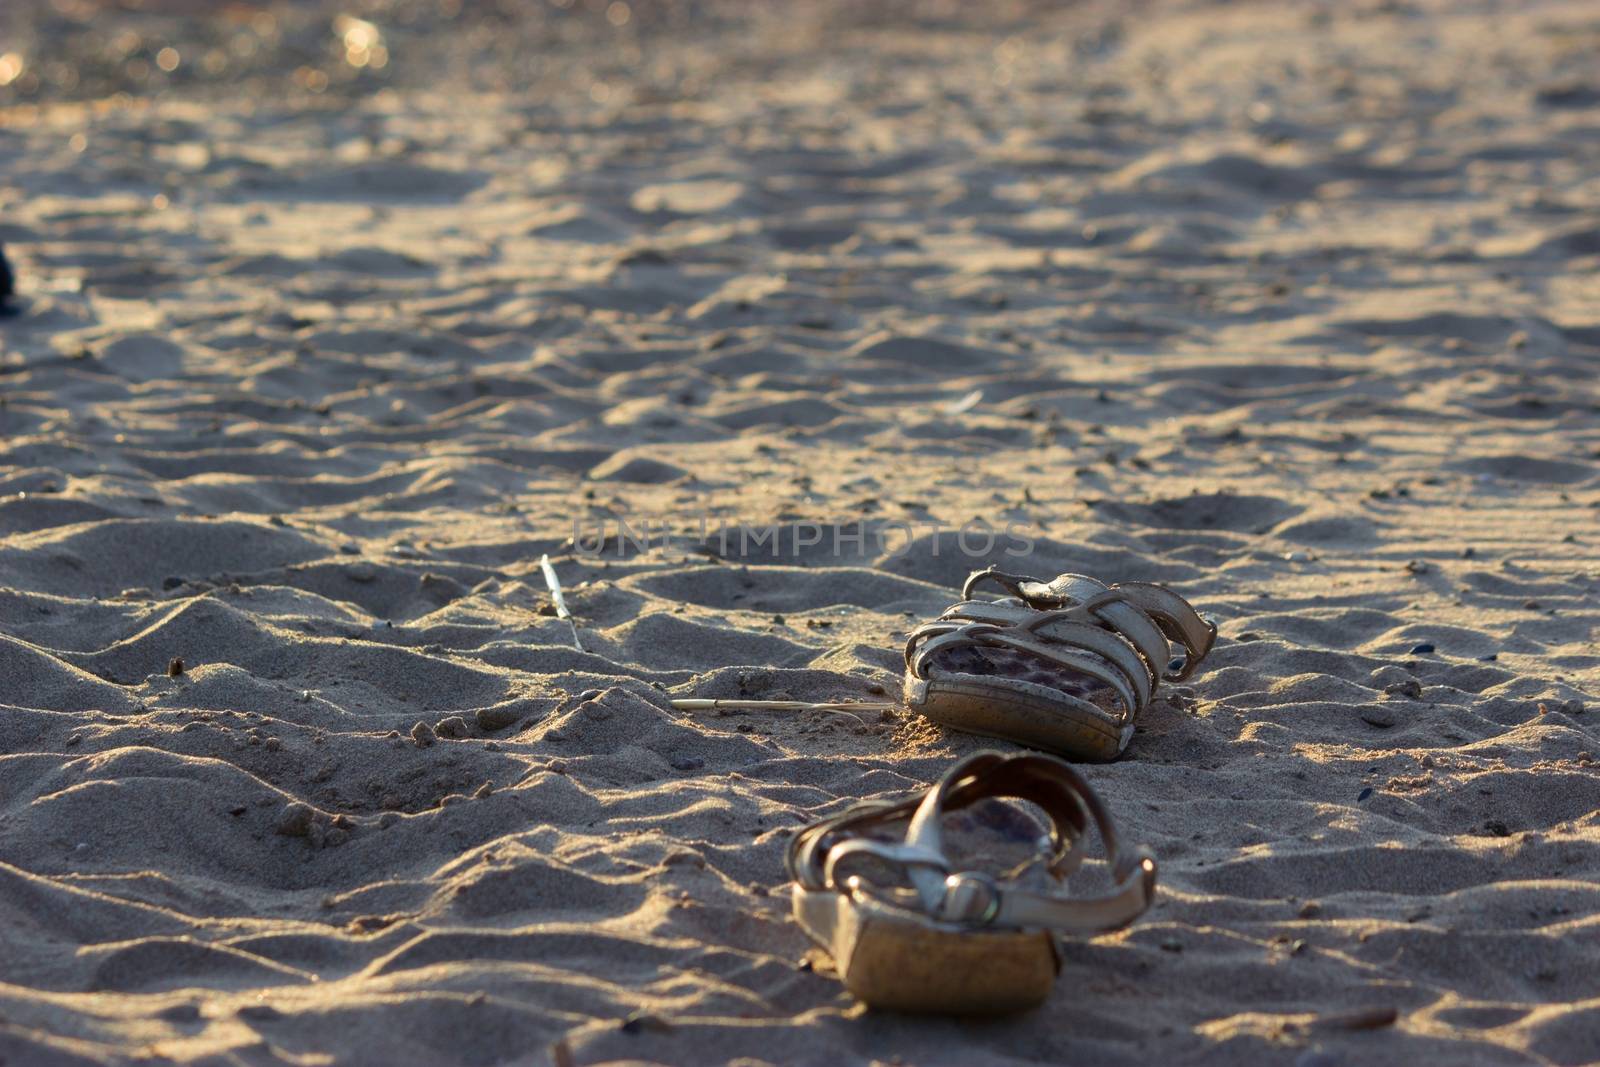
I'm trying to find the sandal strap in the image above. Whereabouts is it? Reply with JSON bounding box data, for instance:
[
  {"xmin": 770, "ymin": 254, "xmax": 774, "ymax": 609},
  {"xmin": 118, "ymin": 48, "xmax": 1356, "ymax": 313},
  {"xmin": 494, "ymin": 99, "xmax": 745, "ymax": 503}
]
[
  {"xmin": 904, "ymin": 612, "xmax": 1152, "ymax": 718},
  {"xmin": 917, "ymin": 598, "xmax": 1169, "ymax": 691},
  {"xmin": 1020, "ymin": 570, "xmax": 1213, "ymax": 680},
  {"xmin": 961, "ymin": 568, "xmax": 1047, "ymax": 602},
  {"xmin": 906, "ymin": 568, "xmax": 1212, "ymax": 709},
  {"xmin": 787, "ymin": 751, "xmax": 1156, "ymax": 936},
  {"xmin": 1111, "ymin": 582, "xmax": 1217, "ymax": 680}
]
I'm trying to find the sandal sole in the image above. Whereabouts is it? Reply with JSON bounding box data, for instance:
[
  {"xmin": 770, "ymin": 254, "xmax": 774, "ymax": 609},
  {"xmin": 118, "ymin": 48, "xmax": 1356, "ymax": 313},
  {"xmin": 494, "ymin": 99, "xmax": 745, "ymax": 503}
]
[{"xmin": 905, "ymin": 674, "xmax": 1129, "ymax": 762}]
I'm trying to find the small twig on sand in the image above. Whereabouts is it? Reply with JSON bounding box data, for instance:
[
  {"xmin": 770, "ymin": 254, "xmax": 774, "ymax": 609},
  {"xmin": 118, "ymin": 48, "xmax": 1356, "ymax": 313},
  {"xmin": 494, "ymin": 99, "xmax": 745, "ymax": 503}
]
[
  {"xmin": 671, "ymin": 698, "xmax": 895, "ymax": 724},
  {"xmin": 539, "ymin": 553, "xmax": 584, "ymax": 652}
]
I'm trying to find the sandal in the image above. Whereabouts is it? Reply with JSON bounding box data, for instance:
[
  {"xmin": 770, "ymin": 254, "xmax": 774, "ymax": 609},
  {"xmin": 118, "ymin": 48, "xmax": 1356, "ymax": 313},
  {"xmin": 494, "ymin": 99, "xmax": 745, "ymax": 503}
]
[
  {"xmin": 903, "ymin": 566, "xmax": 1215, "ymax": 761},
  {"xmin": 787, "ymin": 750, "xmax": 1156, "ymax": 1014}
]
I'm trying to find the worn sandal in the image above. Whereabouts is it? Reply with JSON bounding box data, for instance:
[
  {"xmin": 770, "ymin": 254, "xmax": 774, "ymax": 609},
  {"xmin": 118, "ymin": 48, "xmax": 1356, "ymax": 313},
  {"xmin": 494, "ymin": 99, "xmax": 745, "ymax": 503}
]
[
  {"xmin": 788, "ymin": 749, "xmax": 1156, "ymax": 1014},
  {"xmin": 903, "ymin": 566, "xmax": 1215, "ymax": 761}
]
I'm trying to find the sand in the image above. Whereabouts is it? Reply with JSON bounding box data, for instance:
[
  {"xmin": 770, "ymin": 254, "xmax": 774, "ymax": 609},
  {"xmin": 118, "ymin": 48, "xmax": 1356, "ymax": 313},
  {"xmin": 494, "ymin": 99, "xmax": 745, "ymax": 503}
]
[{"xmin": 2, "ymin": 1, "xmax": 1598, "ymax": 1063}]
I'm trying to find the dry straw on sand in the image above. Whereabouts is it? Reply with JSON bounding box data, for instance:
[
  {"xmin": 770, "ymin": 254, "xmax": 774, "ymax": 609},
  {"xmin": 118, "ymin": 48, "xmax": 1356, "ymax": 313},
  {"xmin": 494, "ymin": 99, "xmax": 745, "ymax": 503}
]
[{"xmin": 539, "ymin": 552, "xmax": 585, "ymax": 652}]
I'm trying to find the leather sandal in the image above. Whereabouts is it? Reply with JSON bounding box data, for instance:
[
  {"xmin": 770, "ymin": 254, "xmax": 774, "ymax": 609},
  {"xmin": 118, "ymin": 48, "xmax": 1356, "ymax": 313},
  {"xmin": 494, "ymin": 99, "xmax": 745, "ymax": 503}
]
[
  {"xmin": 903, "ymin": 566, "xmax": 1215, "ymax": 761},
  {"xmin": 787, "ymin": 749, "xmax": 1157, "ymax": 1014}
]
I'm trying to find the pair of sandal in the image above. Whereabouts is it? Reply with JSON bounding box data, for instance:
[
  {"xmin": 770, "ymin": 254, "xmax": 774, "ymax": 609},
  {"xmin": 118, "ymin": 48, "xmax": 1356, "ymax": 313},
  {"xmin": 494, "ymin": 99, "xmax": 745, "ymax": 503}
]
[{"xmin": 789, "ymin": 566, "xmax": 1215, "ymax": 1014}]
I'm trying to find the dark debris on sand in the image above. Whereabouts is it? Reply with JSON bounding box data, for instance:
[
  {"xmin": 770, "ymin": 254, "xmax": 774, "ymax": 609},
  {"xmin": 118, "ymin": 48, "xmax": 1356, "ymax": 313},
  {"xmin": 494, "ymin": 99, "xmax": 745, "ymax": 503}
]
[{"xmin": 0, "ymin": 243, "xmax": 15, "ymax": 316}]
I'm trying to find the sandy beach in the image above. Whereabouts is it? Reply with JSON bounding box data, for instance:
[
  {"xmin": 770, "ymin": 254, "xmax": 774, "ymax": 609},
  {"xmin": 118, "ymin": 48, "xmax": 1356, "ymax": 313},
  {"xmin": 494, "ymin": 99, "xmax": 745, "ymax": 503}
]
[{"xmin": 2, "ymin": 1, "xmax": 1598, "ymax": 1063}]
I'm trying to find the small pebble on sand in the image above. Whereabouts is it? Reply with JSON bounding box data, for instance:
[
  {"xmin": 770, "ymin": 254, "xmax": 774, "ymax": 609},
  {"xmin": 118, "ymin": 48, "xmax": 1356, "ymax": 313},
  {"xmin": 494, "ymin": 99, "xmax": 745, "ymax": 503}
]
[
  {"xmin": 275, "ymin": 802, "xmax": 315, "ymax": 837},
  {"xmin": 434, "ymin": 716, "xmax": 469, "ymax": 739},
  {"xmin": 475, "ymin": 705, "xmax": 522, "ymax": 731},
  {"xmin": 237, "ymin": 1003, "xmax": 283, "ymax": 1022},
  {"xmin": 619, "ymin": 1012, "xmax": 673, "ymax": 1035}
]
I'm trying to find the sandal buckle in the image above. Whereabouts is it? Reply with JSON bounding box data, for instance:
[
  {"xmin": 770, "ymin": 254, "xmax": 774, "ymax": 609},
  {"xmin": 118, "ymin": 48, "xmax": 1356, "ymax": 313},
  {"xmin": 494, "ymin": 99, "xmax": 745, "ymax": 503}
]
[{"xmin": 941, "ymin": 871, "xmax": 1002, "ymax": 926}]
